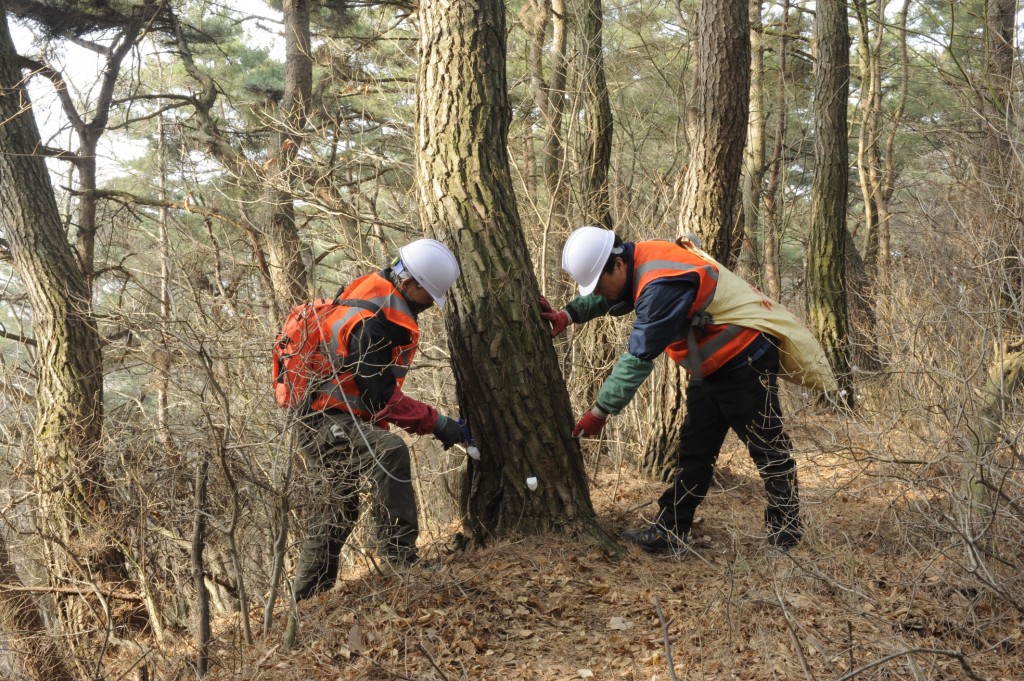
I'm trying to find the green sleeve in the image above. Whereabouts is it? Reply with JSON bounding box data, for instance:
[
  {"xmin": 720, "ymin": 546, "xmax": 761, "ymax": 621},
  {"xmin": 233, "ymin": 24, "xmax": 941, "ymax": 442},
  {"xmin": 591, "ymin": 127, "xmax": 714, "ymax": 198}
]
[
  {"xmin": 595, "ymin": 352, "xmax": 656, "ymax": 415},
  {"xmin": 565, "ymin": 294, "xmax": 611, "ymax": 324}
]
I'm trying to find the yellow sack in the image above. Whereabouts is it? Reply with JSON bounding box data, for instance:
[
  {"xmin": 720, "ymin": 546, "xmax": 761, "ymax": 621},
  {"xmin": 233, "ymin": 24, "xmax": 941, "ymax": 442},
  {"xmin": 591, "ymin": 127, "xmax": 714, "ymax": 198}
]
[{"xmin": 676, "ymin": 237, "xmax": 838, "ymax": 393}]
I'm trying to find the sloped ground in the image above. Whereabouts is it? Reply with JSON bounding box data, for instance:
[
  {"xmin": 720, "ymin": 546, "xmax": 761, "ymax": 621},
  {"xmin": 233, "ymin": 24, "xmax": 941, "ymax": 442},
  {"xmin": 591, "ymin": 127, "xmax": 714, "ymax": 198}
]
[{"xmin": 200, "ymin": 423, "xmax": 1022, "ymax": 681}]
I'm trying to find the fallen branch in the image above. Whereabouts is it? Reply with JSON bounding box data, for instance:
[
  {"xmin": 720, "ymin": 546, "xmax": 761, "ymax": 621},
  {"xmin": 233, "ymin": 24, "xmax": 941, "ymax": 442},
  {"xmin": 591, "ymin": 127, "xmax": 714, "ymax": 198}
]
[
  {"xmin": 0, "ymin": 584, "xmax": 142, "ymax": 601},
  {"xmin": 415, "ymin": 643, "xmax": 450, "ymax": 681},
  {"xmin": 653, "ymin": 595, "xmax": 678, "ymax": 681},
  {"xmin": 838, "ymin": 647, "xmax": 986, "ymax": 681}
]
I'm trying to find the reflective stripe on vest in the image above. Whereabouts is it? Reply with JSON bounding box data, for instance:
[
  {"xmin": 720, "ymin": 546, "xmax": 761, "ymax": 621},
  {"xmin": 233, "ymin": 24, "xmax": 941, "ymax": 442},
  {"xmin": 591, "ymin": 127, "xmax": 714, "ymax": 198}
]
[
  {"xmin": 632, "ymin": 241, "xmax": 760, "ymax": 376},
  {"xmin": 309, "ymin": 272, "xmax": 420, "ymax": 420}
]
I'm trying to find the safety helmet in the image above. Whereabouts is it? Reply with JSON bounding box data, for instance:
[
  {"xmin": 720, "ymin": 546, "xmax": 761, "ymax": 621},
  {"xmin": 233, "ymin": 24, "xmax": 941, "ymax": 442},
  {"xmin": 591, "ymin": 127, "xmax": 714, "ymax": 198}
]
[
  {"xmin": 398, "ymin": 238, "xmax": 460, "ymax": 307},
  {"xmin": 561, "ymin": 226, "xmax": 615, "ymax": 295}
]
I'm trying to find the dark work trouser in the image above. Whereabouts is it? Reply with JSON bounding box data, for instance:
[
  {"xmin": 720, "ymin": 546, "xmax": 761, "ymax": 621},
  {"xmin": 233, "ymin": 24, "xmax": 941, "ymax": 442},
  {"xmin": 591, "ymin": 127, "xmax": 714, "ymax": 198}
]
[
  {"xmin": 292, "ymin": 411, "xmax": 418, "ymax": 601},
  {"xmin": 655, "ymin": 343, "xmax": 800, "ymax": 544}
]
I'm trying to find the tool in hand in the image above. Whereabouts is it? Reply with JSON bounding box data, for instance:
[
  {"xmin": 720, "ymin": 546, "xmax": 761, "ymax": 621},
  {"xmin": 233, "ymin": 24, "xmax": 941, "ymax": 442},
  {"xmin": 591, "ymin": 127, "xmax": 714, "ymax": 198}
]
[{"xmin": 457, "ymin": 417, "xmax": 481, "ymax": 460}]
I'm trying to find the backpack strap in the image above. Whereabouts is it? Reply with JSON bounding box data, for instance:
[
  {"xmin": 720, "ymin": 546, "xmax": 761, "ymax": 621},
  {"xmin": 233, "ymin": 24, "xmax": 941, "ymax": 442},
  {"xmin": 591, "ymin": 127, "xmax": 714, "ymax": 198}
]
[
  {"xmin": 295, "ymin": 293, "xmax": 386, "ymax": 414},
  {"xmin": 309, "ymin": 295, "xmax": 392, "ymax": 405}
]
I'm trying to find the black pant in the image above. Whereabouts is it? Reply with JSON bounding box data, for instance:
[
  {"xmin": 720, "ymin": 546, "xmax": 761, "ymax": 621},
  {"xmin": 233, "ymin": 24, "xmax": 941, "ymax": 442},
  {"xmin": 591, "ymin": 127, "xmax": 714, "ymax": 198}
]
[{"xmin": 655, "ymin": 343, "xmax": 800, "ymax": 543}]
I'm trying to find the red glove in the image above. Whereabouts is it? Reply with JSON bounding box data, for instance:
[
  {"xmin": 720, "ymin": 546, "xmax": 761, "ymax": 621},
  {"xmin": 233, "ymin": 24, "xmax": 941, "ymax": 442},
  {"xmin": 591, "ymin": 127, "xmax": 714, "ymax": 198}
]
[
  {"xmin": 540, "ymin": 296, "xmax": 571, "ymax": 338},
  {"xmin": 572, "ymin": 407, "xmax": 608, "ymax": 438}
]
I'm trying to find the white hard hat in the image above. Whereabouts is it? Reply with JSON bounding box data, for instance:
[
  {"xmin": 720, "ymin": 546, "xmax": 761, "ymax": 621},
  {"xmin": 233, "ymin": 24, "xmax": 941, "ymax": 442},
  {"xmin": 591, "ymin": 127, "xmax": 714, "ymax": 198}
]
[
  {"xmin": 398, "ymin": 238, "xmax": 460, "ymax": 307},
  {"xmin": 561, "ymin": 226, "xmax": 615, "ymax": 295}
]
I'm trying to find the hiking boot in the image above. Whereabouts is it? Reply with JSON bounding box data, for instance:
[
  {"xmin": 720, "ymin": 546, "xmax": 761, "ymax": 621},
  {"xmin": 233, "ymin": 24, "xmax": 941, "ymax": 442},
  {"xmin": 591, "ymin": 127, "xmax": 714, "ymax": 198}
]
[
  {"xmin": 621, "ymin": 524, "xmax": 689, "ymax": 554},
  {"xmin": 767, "ymin": 527, "xmax": 800, "ymax": 553}
]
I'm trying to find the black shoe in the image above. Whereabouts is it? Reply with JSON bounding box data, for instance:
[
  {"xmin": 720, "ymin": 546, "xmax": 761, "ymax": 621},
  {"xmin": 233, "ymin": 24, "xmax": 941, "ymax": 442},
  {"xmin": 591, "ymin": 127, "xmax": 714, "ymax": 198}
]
[
  {"xmin": 768, "ymin": 528, "xmax": 800, "ymax": 552},
  {"xmin": 621, "ymin": 524, "xmax": 689, "ymax": 554}
]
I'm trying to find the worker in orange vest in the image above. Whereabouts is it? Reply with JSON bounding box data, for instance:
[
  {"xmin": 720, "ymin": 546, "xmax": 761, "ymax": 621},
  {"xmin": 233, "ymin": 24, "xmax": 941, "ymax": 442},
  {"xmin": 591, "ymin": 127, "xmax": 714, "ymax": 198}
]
[
  {"xmin": 543, "ymin": 226, "xmax": 801, "ymax": 553},
  {"xmin": 292, "ymin": 239, "xmax": 464, "ymax": 600}
]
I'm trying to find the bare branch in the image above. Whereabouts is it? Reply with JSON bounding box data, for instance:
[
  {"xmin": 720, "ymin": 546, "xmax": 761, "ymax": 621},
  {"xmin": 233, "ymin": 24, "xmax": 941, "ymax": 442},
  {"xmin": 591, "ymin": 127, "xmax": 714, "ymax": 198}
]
[{"xmin": 0, "ymin": 325, "xmax": 36, "ymax": 347}]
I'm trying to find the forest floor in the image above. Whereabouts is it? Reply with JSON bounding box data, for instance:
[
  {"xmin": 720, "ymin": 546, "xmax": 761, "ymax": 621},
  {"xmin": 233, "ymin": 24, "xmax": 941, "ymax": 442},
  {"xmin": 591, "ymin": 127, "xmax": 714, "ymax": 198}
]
[{"xmin": 197, "ymin": 417, "xmax": 1022, "ymax": 681}]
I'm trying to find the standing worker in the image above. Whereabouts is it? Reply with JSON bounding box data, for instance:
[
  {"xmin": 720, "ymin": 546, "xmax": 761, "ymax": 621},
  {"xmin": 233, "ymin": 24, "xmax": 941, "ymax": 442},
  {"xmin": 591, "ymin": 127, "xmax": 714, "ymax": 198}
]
[
  {"xmin": 541, "ymin": 226, "xmax": 836, "ymax": 554},
  {"xmin": 289, "ymin": 239, "xmax": 465, "ymax": 600}
]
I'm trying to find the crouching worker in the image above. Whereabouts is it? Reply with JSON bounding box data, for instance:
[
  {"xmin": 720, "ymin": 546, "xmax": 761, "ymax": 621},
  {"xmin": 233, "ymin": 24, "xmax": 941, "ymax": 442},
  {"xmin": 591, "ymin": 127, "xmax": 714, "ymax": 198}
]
[
  {"xmin": 291, "ymin": 239, "xmax": 465, "ymax": 600},
  {"xmin": 542, "ymin": 227, "xmax": 836, "ymax": 555}
]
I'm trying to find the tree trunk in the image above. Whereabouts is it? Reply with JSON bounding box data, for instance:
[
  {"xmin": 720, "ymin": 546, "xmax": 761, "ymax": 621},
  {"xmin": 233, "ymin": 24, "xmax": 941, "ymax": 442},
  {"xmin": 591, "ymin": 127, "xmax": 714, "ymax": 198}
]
[
  {"xmin": 676, "ymin": 0, "xmax": 750, "ymax": 265},
  {"xmin": 416, "ymin": 0, "xmax": 616, "ymax": 549},
  {"xmin": 807, "ymin": 0, "xmax": 854, "ymax": 407},
  {"xmin": 640, "ymin": 360, "xmax": 687, "ymax": 482},
  {"xmin": 982, "ymin": 0, "xmax": 1024, "ymax": 314},
  {"xmin": 17, "ymin": 15, "xmax": 144, "ymax": 290},
  {"xmin": 262, "ymin": 0, "xmax": 313, "ymax": 308},
  {"xmin": 762, "ymin": 0, "xmax": 789, "ymax": 302},
  {"xmin": 853, "ymin": 0, "xmax": 893, "ymax": 285},
  {"xmin": 877, "ymin": 0, "xmax": 912, "ymax": 283},
  {"xmin": 844, "ymin": 226, "xmax": 881, "ymax": 373},
  {"xmin": 739, "ymin": 0, "xmax": 765, "ymax": 283},
  {"xmin": 0, "ymin": 11, "xmax": 120, "ymax": 670},
  {"xmin": 644, "ymin": 0, "xmax": 750, "ymax": 477},
  {"xmin": 578, "ymin": 0, "xmax": 614, "ymax": 229}
]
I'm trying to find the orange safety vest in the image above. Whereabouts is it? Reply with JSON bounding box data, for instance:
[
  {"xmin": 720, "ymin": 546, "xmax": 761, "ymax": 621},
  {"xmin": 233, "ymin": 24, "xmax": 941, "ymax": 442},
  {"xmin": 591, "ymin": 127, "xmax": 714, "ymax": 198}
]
[
  {"xmin": 309, "ymin": 272, "xmax": 420, "ymax": 422},
  {"xmin": 632, "ymin": 241, "xmax": 761, "ymax": 377}
]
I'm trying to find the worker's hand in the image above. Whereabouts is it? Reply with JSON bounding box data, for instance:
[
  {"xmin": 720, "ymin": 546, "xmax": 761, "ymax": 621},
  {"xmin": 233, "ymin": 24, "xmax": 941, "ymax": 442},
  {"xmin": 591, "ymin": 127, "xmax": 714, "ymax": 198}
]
[
  {"xmin": 572, "ymin": 406, "xmax": 608, "ymax": 438},
  {"xmin": 540, "ymin": 296, "xmax": 571, "ymax": 338},
  {"xmin": 433, "ymin": 414, "xmax": 465, "ymax": 450}
]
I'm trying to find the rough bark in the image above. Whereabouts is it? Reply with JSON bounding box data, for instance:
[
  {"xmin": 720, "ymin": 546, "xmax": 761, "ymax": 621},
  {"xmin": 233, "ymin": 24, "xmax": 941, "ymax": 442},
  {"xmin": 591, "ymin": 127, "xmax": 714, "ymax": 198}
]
[
  {"xmin": 0, "ymin": 10, "xmax": 118, "ymax": 672},
  {"xmin": 807, "ymin": 0, "xmax": 854, "ymax": 407},
  {"xmin": 644, "ymin": 0, "xmax": 751, "ymax": 476},
  {"xmin": 416, "ymin": 0, "xmax": 616, "ymax": 550},
  {"xmin": 676, "ymin": 0, "xmax": 750, "ymax": 264},
  {"xmin": 0, "ymin": 6, "xmax": 109, "ymax": 546}
]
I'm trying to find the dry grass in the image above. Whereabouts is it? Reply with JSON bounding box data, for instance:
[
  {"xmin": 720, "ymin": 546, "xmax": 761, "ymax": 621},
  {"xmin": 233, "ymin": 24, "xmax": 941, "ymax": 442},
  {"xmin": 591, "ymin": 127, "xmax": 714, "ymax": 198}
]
[{"xmin": 170, "ymin": 415, "xmax": 1024, "ymax": 681}]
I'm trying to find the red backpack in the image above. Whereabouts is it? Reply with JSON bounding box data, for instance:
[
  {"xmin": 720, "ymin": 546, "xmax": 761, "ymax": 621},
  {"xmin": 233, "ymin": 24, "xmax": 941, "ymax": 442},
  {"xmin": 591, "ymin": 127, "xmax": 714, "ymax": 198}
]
[{"xmin": 271, "ymin": 289, "xmax": 384, "ymax": 410}]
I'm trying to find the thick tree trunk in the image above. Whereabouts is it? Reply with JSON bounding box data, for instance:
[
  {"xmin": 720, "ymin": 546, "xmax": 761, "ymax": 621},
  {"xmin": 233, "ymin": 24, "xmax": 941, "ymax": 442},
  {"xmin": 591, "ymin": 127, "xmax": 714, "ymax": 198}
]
[
  {"xmin": 0, "ymin": 8, "xmax": 109, "ymax": 543},
  {"xmin": 808, "ymin": 0, "xmax": 854, "ymax": 407},
  {"xmin": 417, "ymin": 0, "xmax": 615, "ymax": 549},
  {"xmin": 676, "ymin": 0, "xmax": 750, "ymax": 264},
  {"xmin": 0, "ymin": 12, "xmax": 118, "ymax": 672},
  {"xmin": 644, "ymin": 0, "xmax": 750, "ymax": 477}
]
